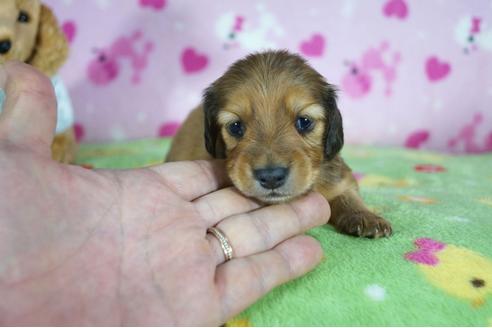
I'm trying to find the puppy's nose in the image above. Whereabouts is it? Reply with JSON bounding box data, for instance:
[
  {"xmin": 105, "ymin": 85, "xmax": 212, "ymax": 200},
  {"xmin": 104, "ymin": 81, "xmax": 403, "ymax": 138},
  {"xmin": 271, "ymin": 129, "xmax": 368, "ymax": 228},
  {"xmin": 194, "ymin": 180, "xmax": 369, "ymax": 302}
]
[
  {"xmin": 0, "ymin": 39, "xmax": 12, "ymax": 55},
  {"xmin": 254, "ymin": 166, "xmax": 289, "ymax": 189}
]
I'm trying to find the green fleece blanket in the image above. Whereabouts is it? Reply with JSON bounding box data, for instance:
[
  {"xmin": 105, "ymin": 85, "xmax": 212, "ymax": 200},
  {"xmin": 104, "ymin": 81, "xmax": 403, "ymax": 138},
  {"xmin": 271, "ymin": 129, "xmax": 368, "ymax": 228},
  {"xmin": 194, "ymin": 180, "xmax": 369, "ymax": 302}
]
[{"xmin": 75, "ymin": 139, "xmax": 492, "ymax": 326}]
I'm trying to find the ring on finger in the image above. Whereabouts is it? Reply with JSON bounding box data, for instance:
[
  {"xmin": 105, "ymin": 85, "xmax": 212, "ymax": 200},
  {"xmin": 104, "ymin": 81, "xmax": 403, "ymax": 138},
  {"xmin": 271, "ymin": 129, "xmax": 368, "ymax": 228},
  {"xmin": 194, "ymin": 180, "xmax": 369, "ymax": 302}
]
[{"xmin": 207, "ymin": 226, "xmax": 233, "ymax": 262}]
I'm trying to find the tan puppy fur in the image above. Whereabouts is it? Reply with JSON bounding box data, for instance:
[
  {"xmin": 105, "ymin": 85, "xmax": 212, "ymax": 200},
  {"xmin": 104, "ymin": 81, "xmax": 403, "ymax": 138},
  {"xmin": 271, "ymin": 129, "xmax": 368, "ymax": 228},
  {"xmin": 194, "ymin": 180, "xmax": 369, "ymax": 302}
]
[
  {"xmin": 167, "ymin": 50, "xmax": 392, "ymax": 238},
  {"xmin": 0, "ymin": 0, "xmax": 75, "ymax": 163}
]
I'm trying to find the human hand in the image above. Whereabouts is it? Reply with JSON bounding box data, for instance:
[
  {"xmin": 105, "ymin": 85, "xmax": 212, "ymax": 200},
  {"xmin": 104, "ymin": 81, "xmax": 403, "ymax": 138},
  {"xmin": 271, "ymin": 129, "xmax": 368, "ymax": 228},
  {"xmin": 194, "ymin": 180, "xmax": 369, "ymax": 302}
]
[{"xmin": 0, "ymin": 62, "xmax": 331, "ymax": 325}]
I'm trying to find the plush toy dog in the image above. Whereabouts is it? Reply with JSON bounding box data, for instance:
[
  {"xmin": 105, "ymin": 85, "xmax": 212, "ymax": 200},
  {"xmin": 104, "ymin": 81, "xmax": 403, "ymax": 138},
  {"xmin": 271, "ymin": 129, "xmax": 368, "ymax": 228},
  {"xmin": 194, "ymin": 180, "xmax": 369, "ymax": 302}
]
[{"xmin": 0, "ymin": 0, "xmax": 76, "ymax": 163}]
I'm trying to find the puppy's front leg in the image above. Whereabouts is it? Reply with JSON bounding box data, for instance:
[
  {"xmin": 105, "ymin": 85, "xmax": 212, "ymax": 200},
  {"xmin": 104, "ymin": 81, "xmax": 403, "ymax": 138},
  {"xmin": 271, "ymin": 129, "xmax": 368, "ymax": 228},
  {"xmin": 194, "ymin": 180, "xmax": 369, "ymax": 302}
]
[{"xmin": 328, "ymin": 188, "xmax": 392, "ymax": 238}]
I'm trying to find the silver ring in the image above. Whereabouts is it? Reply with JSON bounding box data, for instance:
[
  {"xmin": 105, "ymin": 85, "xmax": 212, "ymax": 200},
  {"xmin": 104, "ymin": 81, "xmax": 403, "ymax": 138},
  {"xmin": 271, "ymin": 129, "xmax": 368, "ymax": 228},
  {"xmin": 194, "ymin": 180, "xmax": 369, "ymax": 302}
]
[{"xmin": 207, "ymin": 227, "xmax": 233, "ymax": 262}]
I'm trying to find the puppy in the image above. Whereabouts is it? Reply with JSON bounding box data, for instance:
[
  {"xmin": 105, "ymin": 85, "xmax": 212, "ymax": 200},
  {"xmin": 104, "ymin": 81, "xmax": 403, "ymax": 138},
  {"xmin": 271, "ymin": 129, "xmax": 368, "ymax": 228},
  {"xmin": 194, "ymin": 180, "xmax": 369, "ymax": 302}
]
[{"xmin": 167, "ymin": 50, "xmax": 392, "ymax": 238}]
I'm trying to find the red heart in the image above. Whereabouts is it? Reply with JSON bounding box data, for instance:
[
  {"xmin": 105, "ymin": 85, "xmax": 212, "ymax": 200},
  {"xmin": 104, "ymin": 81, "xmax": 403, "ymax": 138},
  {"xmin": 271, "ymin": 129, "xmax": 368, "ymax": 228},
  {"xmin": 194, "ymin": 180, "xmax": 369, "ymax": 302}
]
[
  {"xmin": 414, "ymin": 164, "xmax": 446, "ymax": 173},
  {"xmin": 299, "ymin": 34, "xmax": 325, "ymax": 57},
  {"xmin": 80, "ymin": 163, "xmax": 94, "ymax": 170},
  {"xmin": 181, "ymin": 48, "xmax": 209, "ymax": 74},
  {"xmin": 426, "ymin": 56, "xmax": 451, "ymax": 82}
]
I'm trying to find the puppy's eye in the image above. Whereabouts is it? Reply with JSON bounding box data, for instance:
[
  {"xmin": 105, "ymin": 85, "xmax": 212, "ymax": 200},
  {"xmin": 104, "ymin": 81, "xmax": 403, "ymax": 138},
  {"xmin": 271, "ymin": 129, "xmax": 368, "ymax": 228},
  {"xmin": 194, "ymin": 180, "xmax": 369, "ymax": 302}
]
[
  {"xmin": 295, "ymin": 116, "xmax": 314, "ymax": 134},
  {"xmin": 18, "ymin": 10, "xmax": 30, "ymax": 23},
  {"xmin": 227, "ymin": 121, "xmax": 245, "ymax": 138}
]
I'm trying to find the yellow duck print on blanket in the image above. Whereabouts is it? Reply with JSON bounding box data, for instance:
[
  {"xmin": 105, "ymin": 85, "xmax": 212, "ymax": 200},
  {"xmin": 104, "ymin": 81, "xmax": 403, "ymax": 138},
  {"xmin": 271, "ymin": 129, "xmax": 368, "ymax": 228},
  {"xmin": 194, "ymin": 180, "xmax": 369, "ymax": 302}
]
[
  {"xmin": 406, "ymin": 238, "xmax": 492, "ymax": 307},
  {"xmin": 359, "ymin": 174, "xmax": 415, "ymax": 188}
]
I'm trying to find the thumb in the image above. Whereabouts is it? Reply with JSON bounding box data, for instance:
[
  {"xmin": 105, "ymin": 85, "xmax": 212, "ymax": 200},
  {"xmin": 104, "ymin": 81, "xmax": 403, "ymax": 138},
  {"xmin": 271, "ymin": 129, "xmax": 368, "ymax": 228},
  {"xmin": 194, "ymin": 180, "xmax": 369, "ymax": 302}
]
[{"xmin": 0, "ymin": 61, "xmax": 56, "ymax": 153}]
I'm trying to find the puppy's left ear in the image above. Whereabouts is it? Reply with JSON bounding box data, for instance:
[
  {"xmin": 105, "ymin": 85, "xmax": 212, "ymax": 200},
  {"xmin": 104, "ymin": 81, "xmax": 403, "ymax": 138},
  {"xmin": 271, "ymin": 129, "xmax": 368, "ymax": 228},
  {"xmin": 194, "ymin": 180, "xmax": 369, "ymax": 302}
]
[
  {"xmin": 203, "ymin": 85, "xmax": 226, "ymax": 158},
  {"xmin": 321, "ymin": 84, "xmax": 344, "ymax": 160},
  {"xmin": 27, "ymin": 5, "xmax": 68, "ymax": 76}
]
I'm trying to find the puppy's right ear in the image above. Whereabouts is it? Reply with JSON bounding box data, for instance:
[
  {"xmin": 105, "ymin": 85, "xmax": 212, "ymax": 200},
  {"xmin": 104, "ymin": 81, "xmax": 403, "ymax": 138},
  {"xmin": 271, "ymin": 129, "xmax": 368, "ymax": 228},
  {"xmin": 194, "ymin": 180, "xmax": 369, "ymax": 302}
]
[{"xmin": 203, "ymin": 85, "xmax": 226, "ymax": 158}]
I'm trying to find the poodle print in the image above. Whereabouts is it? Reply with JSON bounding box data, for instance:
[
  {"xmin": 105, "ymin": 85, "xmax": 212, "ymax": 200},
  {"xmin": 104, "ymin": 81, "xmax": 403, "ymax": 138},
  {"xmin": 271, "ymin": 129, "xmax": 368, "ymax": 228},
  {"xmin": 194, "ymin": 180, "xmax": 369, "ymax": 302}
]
[
  {"xmin": 215, "ymin": 3, "xmax": 283, "ymax": 51},
  {"xmin": 455, "ymin": 16, "xmax": 492, "ymax": 54},
  {"xmin": 341, "ymin": 41, "xmax": 401, "ymax": 99},
  {"xmin": 217, "ymin": 14, "xmax": 245, "ymax": 50},
  {"xmin": 87, "ymin": 30, "xmax": 154, "ymax": 85},
  {"xmin": 447, "ymin": 113, "xmax": 492, "ymax": 153}
]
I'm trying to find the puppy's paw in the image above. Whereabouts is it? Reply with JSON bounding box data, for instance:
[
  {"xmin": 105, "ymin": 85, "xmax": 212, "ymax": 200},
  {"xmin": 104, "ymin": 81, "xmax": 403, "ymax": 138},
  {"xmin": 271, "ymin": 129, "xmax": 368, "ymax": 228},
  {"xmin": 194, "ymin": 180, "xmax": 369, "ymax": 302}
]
[{"xmin": 336, "ymin": 211, "xmax": 392, "ymax": 238}]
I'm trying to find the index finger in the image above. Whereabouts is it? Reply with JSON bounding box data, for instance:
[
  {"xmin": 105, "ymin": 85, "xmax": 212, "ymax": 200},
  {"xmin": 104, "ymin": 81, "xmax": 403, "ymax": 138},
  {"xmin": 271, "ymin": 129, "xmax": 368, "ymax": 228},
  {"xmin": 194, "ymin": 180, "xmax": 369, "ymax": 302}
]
[{"xmin": 150, "ymin": 160, "xmax": 232, "ymax": 201}]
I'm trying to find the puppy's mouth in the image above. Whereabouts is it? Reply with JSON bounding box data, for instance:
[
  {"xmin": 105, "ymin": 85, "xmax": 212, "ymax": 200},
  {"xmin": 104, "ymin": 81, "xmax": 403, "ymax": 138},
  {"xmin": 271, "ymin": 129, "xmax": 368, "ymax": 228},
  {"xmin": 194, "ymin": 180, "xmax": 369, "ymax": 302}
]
[
  {"xmin": 253, "ymin": 180, "xmax": 316, "ymax": 204},
  {"xmin": 259, "ymin": 191, "xmax": 295, "ymax": 204}
]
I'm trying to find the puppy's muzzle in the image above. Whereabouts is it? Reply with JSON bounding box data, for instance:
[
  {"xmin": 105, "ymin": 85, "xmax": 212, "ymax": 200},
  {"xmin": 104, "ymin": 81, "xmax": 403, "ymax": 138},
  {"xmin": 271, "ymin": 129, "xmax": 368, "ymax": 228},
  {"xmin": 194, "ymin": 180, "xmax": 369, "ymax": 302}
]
[
  {"xmin": 253, "ymin": 166, "xmax": 289, "ymax": 190},
  {"xmin": 0, "ymin": 39, "xmax": 12, "ymax": 55}
]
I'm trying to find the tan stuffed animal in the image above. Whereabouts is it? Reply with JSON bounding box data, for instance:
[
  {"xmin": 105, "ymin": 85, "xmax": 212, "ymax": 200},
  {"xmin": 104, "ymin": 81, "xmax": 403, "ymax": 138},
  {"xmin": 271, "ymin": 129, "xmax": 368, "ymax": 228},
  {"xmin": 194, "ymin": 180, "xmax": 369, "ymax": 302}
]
[{"xmin": 0, "ymin": 0, "xmax": 76, "ymax": 163}]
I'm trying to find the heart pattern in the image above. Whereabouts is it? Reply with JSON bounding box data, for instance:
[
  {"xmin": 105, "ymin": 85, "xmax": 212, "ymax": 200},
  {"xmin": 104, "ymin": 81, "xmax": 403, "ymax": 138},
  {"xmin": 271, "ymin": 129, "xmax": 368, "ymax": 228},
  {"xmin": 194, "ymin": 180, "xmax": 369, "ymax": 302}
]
[
  {"xmin": 45, "ymin": 1, "xmax": 492, "ymax": 154},
  {"xmin": 181, "ymin": 48, "xmax": 209, "ymax": 74},
  {"xmin": 383, "ymin": 0, "xmax": 408, "ymax": 19},
  {"xmin": 426, "ymin": 57, "xmax": 451, "ymax": 82},
  {"xmin": 299, "ymin": 34, "xmax": 325, "ymax": 57}
]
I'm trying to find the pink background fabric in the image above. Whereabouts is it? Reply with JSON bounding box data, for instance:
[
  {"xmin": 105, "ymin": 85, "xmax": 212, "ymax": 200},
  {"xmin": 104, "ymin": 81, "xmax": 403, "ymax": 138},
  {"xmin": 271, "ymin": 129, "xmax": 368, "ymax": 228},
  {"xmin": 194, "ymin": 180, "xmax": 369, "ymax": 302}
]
[{"xmin": 44, "ymin": 0, "xmax": 492, "ymax": 153}]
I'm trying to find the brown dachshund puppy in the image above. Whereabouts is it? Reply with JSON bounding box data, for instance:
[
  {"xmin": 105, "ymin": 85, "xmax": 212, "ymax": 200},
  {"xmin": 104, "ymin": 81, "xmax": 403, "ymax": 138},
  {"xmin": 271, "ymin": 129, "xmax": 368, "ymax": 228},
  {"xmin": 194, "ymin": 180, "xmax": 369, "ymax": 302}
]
[{"xmin": 167, "ymin": 50, "xmax": 392, "ymax": 238}]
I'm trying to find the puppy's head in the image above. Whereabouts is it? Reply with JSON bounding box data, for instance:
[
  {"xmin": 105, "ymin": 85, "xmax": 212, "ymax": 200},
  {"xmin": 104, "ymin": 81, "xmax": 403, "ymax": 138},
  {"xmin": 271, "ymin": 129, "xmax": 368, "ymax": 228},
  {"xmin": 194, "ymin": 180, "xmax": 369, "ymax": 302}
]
[
  {"xmin": 0, "ymin": 0, "xmax": 68, "ymax": 76},
  {"xmin": 204, "ymin": 50, "xmax": 343, "ymax": 203}
]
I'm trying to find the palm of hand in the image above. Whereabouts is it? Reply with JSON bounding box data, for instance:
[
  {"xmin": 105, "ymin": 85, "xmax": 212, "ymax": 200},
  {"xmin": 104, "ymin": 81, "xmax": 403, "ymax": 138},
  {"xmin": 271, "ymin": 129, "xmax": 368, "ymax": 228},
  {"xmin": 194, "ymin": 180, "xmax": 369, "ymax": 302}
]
[
  {"xmin": 1, "ymin": 146, "xmax": 225, "ymax": 324},
  {"xmin": 108, "ymin": 166, "xmax": 224, "ymax": 325},
  {"xmin": 0, "ymin": 62, "xmax": 329, "ymax": 326}
]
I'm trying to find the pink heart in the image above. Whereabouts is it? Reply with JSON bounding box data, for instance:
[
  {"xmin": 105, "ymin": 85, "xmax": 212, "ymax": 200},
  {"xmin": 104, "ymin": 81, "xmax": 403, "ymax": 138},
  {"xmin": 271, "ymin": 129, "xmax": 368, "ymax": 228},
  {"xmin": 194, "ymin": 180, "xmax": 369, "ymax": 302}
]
[
  {"xmin": 62, "ymin": 21, "xmax": 76, "ymax": 44},
  {"xmin": 139, "ymin": 0, "xmax": 166, "ymax": 10},
  {"xmin": 158, "ymin": 122, "xmax": 181, "ymax": 137},
  {"xmin": 300, "ymin": 34, "xmax": 325, "ymax": 57},
  {"xmin": 425, "ymin": 56, "xmax": 451, "ymax": 82},
  {"xmin": 383, "ymin": 0, "xmax": 408, "ymax": 19},
  {"xmin": 405, "ymin": 130, "xmax": 430, "ymax": 149},
  {"xmin": 181, "ymin": 48, "xmax": 209, "ymax": 74}
]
